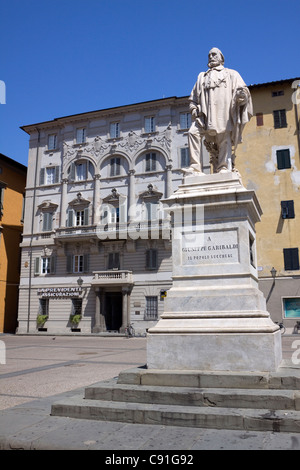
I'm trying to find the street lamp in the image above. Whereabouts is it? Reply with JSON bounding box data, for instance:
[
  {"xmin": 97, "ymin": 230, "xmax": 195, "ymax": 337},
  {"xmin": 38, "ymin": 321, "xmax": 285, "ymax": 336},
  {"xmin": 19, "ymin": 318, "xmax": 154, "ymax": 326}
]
[{"xmin": 270, "ymin": 267, "xmax": 277, "ymax": 279}]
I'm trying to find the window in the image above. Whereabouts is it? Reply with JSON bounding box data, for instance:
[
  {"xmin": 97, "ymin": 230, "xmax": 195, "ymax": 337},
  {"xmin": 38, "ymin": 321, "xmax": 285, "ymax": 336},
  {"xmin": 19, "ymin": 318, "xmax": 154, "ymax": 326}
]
[
  {"xmin": 146, "ymin": 249, "xmax": 158, "ymax": 270},
  {"xmin": 39, "ymin": 298, "xmax": 49, "ymax": 316},
  {"xmin": 180, "ymin": 148, "xmax": 190, "ymax": 167},
  {"xmin": 256, "ymin": 113, "xmax": 264, "ymax": 127},
  {"xmin": 40, "ymin": 166, "xmax": 60, "ymax": 185},
  {"xmin": 108, "ymin": 252, "xmax": 120, "ymax": 270},
  {"xmin": 35, "ymin": 256, "xmax": 56, "ymax": 275},
  {"xmin": 46, "ymin": 167, "xmax": 56, "ymax": 185},
  {"xmin": 273, "ymin": 109, "xmax": 287, "ymax": 128},
  {"xmin": 67, "ymin": 254, "xmax": 89, "ymax": 273},
  {"xmin": 276, "ymin": 149, "xmax": 291, "ymax": 170},
  {"xmin": 145, "ymin": 296, "xmax": 158, "ymax": 320},
  {"xmin": 145, "ymin": 153, "xmax": 156, "ymax": 172},
  {"xmin": 110, "ymin": 157, "xmax": 121, "ymax": 177},
  {"xmin": 76, "ymin": 210, "xmax": 84, "ymax": 226},
  {"xmin": 69, "ymin": 161, "xmax": 94, "ymax": 182},
  {"xmin": 145, "ymin": 201, "xmax": 158, "ymax": 221},
  {"xmin": 281, "ymin": 200, "xmax": 295, "ymax": 219},
  {"xmin": 145, "ymin": 116, "xmax": 155, "ymax": 133},
  {"xmin": 283, "ymin": 248, "xmax": 299, "ymax": 271},
  {"xmin": 272, "ymin": 90, "xmax": 284, "ymax": 97},
  {"xmin": 74, "ymin": 255, "xmax": 83, "ymax": 273},
  {"xmin": 0, "ymin": 184, "xmax": 5, "ymax": 220},
  {"xmin": 76, "ymin": 128, "xmax": 86, "ymax": 144},
  {"xmin": 41, "ymin": 257, "xmax": 51, "ymax": 274},
  {"xmin": 76, "ymin": 162, "xmax": 87, "ymax": 181},
  {"xmin": 67, "ymin": 207, "xmax": 89, "ymax": 227},
  {"xmin": 48, "ymin": 134, "xmax": 57, "ymax": 150},
  {"xmin": 110, "ymin": 122, "xmax": 120, "ymax": 139},
  {"xmin": 180, "ymin": 112, "xmax": 191, "ymax": 129},
  {"xmin": 42, "ymin": 212, "xmax": 53, "ymax": 232},
  {"xmin": 72, "ymin": 298, "xmax": 82, "ymax": 316}
]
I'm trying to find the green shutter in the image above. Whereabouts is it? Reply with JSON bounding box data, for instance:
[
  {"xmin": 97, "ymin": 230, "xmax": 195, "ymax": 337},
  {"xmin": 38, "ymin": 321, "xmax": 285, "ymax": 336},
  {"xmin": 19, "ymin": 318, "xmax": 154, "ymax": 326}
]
[
  {"xmin": 39, "ymin": 168, "xmax": 45, "ymax": 185},
  {"xmin": 67, "ymin": 209, "xmax": 74, "ymax": 227},
  {"xmin": 54, "ymin": 166, "xmax": 60, "ymax": 183},
  {"xmin": 34, "ymin": 257, "xmax": 40, "ymax": 276},
  {"xmin": 84, "ymin": 207, "xmax": 89, "ymax": 225},
  {"xmin": 66, "ymin": 254, "xmax": 73, "ymax": 273},
  {"xmin": 83, "ymin": 253, "xmax": 90, "ymax": 273},
  {"xmin": 50, "ymin": 255, "xmax": 56, "ymax": 274}
]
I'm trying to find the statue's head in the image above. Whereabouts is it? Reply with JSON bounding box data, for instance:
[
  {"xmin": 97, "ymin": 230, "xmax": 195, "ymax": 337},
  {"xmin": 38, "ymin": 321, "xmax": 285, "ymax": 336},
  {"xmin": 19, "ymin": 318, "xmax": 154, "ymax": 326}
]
[{"xmin": 208, "ymin": 48, "xmax": 224, "ymax": 68}]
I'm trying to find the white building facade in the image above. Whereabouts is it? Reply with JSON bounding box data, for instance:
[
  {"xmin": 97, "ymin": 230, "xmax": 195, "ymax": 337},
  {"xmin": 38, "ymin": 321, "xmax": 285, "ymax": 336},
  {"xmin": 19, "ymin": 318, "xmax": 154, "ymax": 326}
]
[{"xmin": 17, "ymin": 97, "xmax": 210, "ymax": 335}]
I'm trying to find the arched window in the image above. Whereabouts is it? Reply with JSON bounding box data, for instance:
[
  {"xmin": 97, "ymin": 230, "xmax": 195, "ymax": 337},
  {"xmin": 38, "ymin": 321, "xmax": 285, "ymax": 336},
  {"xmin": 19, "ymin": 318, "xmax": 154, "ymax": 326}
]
[{"xmin": 68, "ymin": 159, "xmax": 95, "ymax": 182}]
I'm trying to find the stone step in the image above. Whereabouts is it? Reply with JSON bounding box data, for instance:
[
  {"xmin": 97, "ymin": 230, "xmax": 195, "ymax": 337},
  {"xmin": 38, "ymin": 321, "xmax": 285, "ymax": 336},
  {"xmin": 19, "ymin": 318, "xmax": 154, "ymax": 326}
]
[
  {"xmin": 84, "ymin": 379, "xmax": 300, "ymax": 411},
  {"xmin": 117, "ymin": 365, "xmax": 300, "ymax": 390},
  {"xmin": 51, "ymin": 396, "xmax": 300, "ymax": 433}
]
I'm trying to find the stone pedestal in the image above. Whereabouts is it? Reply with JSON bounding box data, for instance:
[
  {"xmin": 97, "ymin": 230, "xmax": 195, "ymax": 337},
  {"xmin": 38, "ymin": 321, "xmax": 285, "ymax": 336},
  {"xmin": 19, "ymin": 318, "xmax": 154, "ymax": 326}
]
[{"xmin": 147, "ymin": 172, "xmax": 282, "ymax": 372}]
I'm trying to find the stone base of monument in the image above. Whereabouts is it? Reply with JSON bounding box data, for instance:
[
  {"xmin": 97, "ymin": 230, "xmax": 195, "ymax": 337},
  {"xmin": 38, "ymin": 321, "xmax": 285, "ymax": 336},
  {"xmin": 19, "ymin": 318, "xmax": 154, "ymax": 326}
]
[
  {"xmin": 51, "ymin": 173, "xmax": 290, "ymax": 431},
  {"xmin": 147, "ymin": 172, "xmax": 282, "ymax": 372},
  {"xmin": 51, "ymin": 364, "xmax": 300, "ymax": 432}
]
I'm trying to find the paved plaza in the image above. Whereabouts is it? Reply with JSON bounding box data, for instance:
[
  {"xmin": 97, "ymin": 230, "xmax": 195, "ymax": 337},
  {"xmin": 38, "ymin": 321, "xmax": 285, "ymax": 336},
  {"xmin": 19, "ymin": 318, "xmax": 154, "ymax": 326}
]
[{"xmin": 0, "ymin": 334, "xmax": 299, "ymax": 451}]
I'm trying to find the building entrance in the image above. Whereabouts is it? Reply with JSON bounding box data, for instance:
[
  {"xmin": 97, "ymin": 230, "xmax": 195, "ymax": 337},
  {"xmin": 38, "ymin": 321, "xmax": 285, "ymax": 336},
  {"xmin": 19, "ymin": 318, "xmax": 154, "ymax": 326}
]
[{"xmin": 105, "ymin": 292, "xmax": 123, "ymax": 331}]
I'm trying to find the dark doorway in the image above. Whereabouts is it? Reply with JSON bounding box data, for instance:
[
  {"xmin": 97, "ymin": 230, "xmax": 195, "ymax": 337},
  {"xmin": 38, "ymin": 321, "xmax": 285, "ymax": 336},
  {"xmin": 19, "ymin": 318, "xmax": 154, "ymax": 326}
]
[{"xmin": 105, "ymin": 292, "xmax": 122, "ymax": 331}]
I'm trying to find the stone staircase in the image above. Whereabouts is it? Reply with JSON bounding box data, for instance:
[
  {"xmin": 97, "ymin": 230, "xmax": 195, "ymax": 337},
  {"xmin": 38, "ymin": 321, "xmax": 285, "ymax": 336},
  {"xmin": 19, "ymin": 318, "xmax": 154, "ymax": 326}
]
[{"xmin": 51, "ymin": 364, "xmax": 300, "ymax": 433}]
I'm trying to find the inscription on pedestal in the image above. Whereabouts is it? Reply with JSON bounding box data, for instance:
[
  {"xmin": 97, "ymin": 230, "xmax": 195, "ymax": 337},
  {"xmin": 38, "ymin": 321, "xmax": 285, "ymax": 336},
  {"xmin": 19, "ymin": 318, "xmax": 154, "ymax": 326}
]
[{"xmin": 181, "ymin": 229, "xmax": 239, "ymax": 265}]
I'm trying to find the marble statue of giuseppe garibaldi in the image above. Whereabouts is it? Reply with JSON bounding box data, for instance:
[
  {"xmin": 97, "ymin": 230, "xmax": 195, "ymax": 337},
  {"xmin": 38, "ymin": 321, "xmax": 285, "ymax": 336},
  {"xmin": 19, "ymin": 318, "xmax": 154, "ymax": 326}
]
[{"xmin": 187, "ymin": 47, "xmax": 253, "ymax": 174}]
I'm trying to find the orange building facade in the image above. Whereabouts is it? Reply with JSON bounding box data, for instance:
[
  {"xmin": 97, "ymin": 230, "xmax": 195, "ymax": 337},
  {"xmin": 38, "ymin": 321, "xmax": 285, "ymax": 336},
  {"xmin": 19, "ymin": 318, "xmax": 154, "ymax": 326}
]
[{"xmin": 0, "ymin": 153, "xmax": 27, "ymax": 332}]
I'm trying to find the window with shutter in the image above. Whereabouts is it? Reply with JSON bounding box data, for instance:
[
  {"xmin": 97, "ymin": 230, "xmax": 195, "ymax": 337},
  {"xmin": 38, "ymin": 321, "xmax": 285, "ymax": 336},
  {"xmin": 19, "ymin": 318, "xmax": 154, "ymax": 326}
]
[
  {"xmin": 110, "ymin": 122, "xmax": 120, "ymax": 139},
  {"xmin": 281, "ymin": 200, "xmax": 295, "ymax": 219},
  {"xmin": 276, "ymin": 149, "xmax": 291, "ymax": 169},
  {"xmin": 48, "ymin": 134, "xmax": 57, "ymax": 150},
  {"xmin": 108, "ymin": 252, "xmax": 120, "ymax": 270},
  {"xmin": 146, "ymin": 249, "xmax": 158, "ymax": 269},
  {"xmin": 41, "ymin": 257, "xmax": 51, "ymax": 274},
  {"xmin": 256, "ymin": 113, "xmax": 264, "ymax": 126},
  {"xmin": 283, "ymin": 248, "xmax": 299, "ymax": 270},
  {"xmin": 74, "ymin": 254, "xmax": 84, "ymax": 273},
  {"xmin": 110, "ymin": 157, "xmax": 121, "ymax": 176},
  {"xmin": 180, "ymin": 112, "xmax": 191, "ymax": 129},
  {"xmin": 145, "ymin": 153, "xmax": 156, "ymax": 172},
  {"xmin": 42, "ymin": 212, "xmax": 53, "ymax": 232},
  {"xmin": 145, "ymin": 116, "xmax": 155, "ymax": 133},
  {"xmin": 180, "ymin": 148, "xmax": 190, "ymax": 167},
  {"xmin": 273, "ymin": 109, "xmax": 287, "ymax": 128},
  {"xmin": 76, "ymin": 128, "xmax": 86, "ymax": 144}
]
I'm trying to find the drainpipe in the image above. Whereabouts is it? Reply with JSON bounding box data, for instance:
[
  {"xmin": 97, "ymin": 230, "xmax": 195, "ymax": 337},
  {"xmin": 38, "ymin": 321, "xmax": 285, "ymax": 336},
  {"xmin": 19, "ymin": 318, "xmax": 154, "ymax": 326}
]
[
  {"xmin": 293, "ymin": 80, "xmax": 300, "ymax": 159},
  {"xmin": 27, "ymin": 128, "xmax": 40, "ymax": 333},
  {"xmin": 294, "ymin": 100, "xmax": 300, "ymax": 160}
]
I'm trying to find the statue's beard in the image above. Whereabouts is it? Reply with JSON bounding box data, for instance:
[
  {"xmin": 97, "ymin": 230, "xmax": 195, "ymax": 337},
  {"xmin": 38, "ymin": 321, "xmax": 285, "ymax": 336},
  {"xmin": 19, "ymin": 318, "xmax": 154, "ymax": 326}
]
[{"xmin": 208, "ymin": 60, "xmax": 221, "ymax": 68}]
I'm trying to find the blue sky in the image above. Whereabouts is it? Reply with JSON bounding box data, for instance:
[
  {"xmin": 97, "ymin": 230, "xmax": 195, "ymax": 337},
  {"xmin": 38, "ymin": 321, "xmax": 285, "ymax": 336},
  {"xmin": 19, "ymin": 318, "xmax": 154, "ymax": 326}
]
[{"xmin": 0, "ymin": 0, "xmax": 299, "ymax": 167}]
